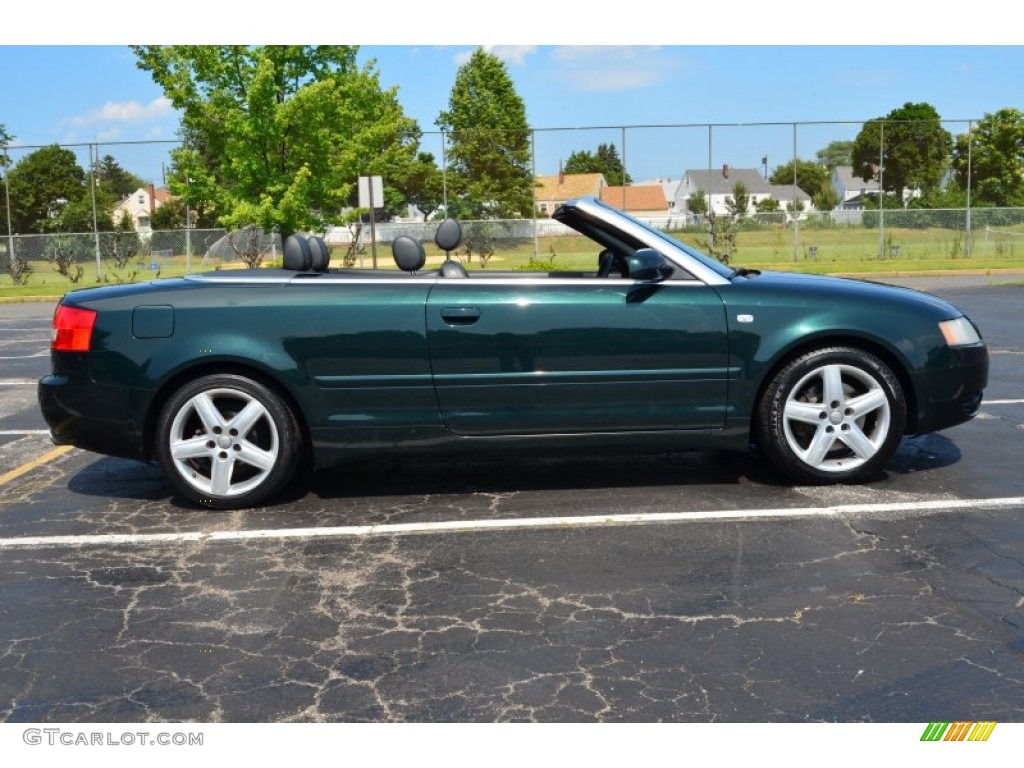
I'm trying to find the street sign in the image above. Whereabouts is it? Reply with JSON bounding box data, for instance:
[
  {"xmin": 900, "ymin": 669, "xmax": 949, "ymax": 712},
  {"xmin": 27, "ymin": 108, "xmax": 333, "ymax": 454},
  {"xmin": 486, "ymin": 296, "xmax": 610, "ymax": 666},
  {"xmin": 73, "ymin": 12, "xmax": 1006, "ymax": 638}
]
[{"xmin": 358, "ymin": 176, "xmax": 383, "ymax": 209}]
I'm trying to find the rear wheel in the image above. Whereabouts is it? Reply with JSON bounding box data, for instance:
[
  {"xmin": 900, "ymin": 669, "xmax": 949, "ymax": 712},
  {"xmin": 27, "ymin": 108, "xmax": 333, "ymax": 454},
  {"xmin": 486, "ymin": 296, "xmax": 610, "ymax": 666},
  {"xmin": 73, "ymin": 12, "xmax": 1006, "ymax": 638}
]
[
  {"xmin": 757, "ymin": 347, "xmax": 906, "ymax": 484},
  {"xmin": 156, "ymin": 374, "xmax": 301, "ymax": 509}
]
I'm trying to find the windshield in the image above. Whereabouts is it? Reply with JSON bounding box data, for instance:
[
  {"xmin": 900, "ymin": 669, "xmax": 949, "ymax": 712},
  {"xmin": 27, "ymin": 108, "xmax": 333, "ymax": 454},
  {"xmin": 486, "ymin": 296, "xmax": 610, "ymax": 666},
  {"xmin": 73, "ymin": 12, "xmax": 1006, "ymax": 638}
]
[
  {"xmin": 561, "ymin": 196, "xmax": 737, "ymax": 280},
  {"xmin": 593, "ymin": 200, "xmax": 735, "ymax": 279}
]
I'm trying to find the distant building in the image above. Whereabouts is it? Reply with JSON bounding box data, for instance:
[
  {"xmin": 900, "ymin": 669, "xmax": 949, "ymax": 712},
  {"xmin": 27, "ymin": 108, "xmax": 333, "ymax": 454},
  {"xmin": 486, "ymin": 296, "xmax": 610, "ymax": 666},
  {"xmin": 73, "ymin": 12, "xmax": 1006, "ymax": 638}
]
[
  {"xmin": 640, "ymin": 178, "xmax": 682, "ymax": 211},
  {"xmin": 112, "ymin": 184, "xmax": 174, "ymax": 233},
  {"xmin": 675, "ymin": 166, "xmax": 773, "ymax": 216},
  {"xmin": 534, "ymin": 171, "xmax": 606, "ymax": 216},
  {"xmin": 831, "ymin": 165, "xmax": 881, "ymax": 211},
  {"xmin": 599, "ymin": 185, "xmax": 669, "ymax": 216}
]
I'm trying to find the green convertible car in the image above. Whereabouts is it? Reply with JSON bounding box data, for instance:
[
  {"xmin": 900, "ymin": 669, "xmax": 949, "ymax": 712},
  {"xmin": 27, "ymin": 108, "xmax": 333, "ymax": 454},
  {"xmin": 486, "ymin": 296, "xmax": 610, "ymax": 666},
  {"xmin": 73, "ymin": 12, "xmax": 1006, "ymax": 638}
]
[{"xmin": 39, "ymin": 197, "xmax": 988, "ymax": 509}]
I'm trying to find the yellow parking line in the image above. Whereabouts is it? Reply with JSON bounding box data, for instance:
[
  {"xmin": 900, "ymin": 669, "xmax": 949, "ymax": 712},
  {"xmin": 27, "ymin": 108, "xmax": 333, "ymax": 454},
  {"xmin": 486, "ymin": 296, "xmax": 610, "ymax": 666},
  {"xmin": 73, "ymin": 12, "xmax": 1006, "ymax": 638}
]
[{"xmin": 0, "ymin": 445, "xmax": 73, "ymax": 487}]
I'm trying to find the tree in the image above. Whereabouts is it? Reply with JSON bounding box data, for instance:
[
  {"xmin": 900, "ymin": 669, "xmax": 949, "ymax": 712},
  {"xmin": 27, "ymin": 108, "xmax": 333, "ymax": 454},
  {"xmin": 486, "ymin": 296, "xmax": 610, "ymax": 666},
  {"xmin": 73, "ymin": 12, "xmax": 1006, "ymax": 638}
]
[
  {"xmin": 436, "ymin": 48, "xmax": 533, "ymax": 218},
  {"xmin": 4, "ymin": 145, "xmax": 92, "ymax": 233},
  {"xmin": 769, "ymin": 159, "xmax": 829, "ymax": 199},
  {"xmin": 951, "ymin": 108, "xmax": 1024, "ymax": 207},
  {"xmin": 386, "ymin": 151, "xmax": 444, "ymax": 220},
  {"xmin": 815, "ymin": 140, "xmax": 854, "ymax": 171},
  {"xmin": 686, "ymin": 189, "xmax": 707, "ymax": 216},
  {"xmin": 564, "ymin": 143, "xmax": 632, "ymax": 185},
  {"xmin": 134, "ymin": 46, "xmax": 428, "ymax": 236},
  {"xmin": 94, "ymin": 154, "xmax": 145, "ymax": 200},
  {"xmin": 851, "ymin": 102, "xmax": 952, "ymax": 197},
  {"xmin": 725, "ymin": 181, "xmax": 750, "ymax": 217},
  {"xmin": 812, "ymin": 185, "xmax": 840, "ymax": 212}
]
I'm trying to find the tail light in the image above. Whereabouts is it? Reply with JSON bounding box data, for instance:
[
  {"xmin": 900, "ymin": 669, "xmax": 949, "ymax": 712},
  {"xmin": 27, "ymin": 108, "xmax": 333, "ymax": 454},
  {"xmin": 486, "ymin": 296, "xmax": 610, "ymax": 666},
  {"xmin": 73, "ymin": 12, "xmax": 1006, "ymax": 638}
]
[{"xmin": 52, "ymin": 305, "xmax": 97, "ymax": 352}]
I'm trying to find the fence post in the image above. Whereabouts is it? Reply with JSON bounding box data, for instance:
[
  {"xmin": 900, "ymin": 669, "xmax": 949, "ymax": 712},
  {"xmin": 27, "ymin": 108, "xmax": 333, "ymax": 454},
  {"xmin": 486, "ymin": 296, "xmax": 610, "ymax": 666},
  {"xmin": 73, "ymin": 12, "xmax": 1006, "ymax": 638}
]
[
  {"xmin": 89, "ymin": 143, "xmax": 102, "ymax": 279},
  {"xmin": 531, "ymin": 129, "xmax": 538, "ymax": 260},
  {"xmin": 3, "ymin": 145, "xmax": 14, "ymax": 277},
  {"xmin": 878, "ymin": 123, "xmax": 885, "ymax": 259},
  {"xmin": 792, "ymin": 122, "xmax": 799, "ymax": 262},
  {"xmin": 965, "ymin": 120, "xmax": 973, "ymax": 257}
]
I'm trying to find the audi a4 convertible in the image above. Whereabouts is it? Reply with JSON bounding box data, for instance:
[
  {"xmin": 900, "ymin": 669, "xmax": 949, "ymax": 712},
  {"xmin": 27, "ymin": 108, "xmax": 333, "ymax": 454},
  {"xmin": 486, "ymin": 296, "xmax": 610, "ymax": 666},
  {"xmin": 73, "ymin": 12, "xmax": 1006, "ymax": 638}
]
[{"xmin": 39, "ymin": 197, "xmax": 988, "ymax": 509}]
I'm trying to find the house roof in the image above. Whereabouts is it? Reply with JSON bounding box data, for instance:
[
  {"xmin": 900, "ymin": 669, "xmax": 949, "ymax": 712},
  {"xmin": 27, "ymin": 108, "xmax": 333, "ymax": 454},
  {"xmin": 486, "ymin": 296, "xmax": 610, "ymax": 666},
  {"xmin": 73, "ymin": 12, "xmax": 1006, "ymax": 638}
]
[
  {"xmin": 680, "ymin": 168, "xmax": 771, "ymax": 195},
  {"xmin": 535, "ymin": 173, "xmax": 606, "ymax": 202},
  {"xmin": 766, "ymin": 184, "xmax": 812, "ymax": 202},
  {"xmin": 640, "ymin": 178, "xmax": 681, "ymax": 200},
  {"xmin": 833, "ymin": 165, "xmax": 880, "ymax": 192},
  {"xmin": 599, "ymin": 185, "xmax": 668, "ymax": 211}
]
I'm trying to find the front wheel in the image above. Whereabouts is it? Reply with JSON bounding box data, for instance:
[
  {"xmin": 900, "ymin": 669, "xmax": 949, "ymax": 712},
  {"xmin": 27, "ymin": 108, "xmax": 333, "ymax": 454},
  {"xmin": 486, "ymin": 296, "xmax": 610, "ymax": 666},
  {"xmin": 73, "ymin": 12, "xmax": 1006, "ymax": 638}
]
[
  {"xmin": 757, "ymin": 347, "xmax": 906, "ymax": 484},
  {"xmin": 155, "ymin": 374, "xmax": 301, "ymax": 509}
]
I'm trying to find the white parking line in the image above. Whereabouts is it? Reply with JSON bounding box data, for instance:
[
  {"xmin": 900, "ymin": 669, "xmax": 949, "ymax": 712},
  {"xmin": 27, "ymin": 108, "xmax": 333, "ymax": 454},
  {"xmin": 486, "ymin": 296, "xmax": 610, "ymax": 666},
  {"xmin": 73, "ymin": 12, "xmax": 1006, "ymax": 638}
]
[
  {"xmin": 983, "ymin": 399, "xmax": 1024, "ymax": 405},
  {"xmin": 0, "ymin": 430, "xmax": 50, "ymax": 436},
  {"xmin": 1, "ymin": 496, "xmax": 1022, "ymax": 550},
  {"xmin": 0, "ymin": 379, "xmax": 40, "ymax": 386}
]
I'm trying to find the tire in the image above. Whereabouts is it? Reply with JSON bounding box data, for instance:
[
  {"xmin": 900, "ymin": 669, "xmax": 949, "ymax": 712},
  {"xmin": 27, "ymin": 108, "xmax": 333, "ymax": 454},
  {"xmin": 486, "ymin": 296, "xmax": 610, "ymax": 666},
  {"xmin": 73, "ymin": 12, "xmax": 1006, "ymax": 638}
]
[
  {"xmin": 757, "ymin": 347, "xmax": 906, "ymax": 484},
  {"xmin": 155, "ymin": 373, "xmax": 301, "ymax": 509}
]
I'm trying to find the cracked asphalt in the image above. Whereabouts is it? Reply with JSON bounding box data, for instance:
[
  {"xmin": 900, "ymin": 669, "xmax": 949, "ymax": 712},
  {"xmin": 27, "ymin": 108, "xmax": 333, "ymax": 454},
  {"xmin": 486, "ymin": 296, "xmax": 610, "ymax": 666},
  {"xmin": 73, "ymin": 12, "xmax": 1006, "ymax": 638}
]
[{"xmin": 0, "ymin": 282, "xmax": 1022, "ymax": 722}]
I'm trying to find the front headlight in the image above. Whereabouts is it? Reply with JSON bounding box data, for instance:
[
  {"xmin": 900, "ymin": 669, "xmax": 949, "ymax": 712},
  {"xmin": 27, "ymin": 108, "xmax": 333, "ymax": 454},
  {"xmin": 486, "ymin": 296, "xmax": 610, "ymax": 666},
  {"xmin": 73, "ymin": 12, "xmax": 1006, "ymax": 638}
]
[{"xmin": 938, "ymin": 316, "xmax": 981, "ymax": 347}]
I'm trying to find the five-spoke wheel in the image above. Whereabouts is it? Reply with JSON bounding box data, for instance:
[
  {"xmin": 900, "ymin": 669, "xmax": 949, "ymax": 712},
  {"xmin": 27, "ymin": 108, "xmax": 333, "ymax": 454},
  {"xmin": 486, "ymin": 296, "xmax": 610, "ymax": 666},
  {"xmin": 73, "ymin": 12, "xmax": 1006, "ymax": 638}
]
[
  {"xmin": 758, "ymin": 347, "xmax": 906, "ymax": 483},
  {"xmin": 156, "ymin": 374, "xmax": 301, "ymax": 508}
]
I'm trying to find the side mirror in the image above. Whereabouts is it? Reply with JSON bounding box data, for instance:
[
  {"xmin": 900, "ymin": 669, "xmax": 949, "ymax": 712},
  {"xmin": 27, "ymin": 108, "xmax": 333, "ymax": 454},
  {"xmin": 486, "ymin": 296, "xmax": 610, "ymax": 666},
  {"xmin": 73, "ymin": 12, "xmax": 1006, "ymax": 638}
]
[{"xmin": 626, "ymin": 248, "xmax": 673, "ymax": 281}]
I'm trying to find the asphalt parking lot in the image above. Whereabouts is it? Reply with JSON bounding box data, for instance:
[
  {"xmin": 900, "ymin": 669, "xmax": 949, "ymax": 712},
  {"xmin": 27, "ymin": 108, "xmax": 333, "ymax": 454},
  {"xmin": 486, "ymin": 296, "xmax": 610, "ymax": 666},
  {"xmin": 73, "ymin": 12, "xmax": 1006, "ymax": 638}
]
[{"xmin": 0, "ymin": 280, "xmax": 1022, "ymax": 722}]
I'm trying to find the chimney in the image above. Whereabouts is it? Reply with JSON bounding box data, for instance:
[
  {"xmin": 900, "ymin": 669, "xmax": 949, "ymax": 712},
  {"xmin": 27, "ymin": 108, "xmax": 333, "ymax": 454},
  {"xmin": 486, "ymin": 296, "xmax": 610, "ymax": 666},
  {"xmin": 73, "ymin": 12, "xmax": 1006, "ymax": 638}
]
[
  {"xmin": 722, "ymin": 164, "xmax": 730, "ymax": 179},
  {"xmin": 147, "ymin": 183, "xmax": 156, "ymax": 215}
]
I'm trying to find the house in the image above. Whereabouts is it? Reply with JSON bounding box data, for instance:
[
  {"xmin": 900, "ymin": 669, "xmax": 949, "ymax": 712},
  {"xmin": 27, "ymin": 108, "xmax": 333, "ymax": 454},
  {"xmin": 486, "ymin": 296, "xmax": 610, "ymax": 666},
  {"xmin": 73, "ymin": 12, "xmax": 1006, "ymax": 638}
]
[
  {"xmin": 831, "ymin": 165, "xmax": 882, "ymax": 211},
  {"xmin": 640, "ymin": 178, "xmax": 681, "ymax": 211},
  {"xmin": 599, "ymin": 185, "xmax": 669, "ymax": 216},
  {"xmin": 675, "ymin": 166, "xmax": 773, "ymax": 216},
  {"xmin": 766, "ymin": 184, "xmax": 813, "ymax": 213},
  {"xmin": 535, "ymin": 172, "xmax": 606, "ymax": 216},
  {"xmin": 112, "ymin": 184, "xmax": 174, "ymax": 233}
]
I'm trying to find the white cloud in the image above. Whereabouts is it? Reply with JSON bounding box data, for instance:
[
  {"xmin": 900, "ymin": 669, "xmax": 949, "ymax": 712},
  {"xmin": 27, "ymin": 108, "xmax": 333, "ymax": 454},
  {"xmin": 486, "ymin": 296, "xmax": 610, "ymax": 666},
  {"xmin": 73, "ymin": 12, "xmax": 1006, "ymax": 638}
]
[
  {"xmin": 69, "ymin": 97, "xmax": 174, "ymax": 127},
  {"xmin": 453, "ymin": 46, "xmax": 538, "ymax": 66},
  {"xmin": 550, "ymin": 46, "xmax": 678, "ymax": 92},
  {"xmin": 484, "ymin": 46, "xmax": 537, "ymax": 66}
]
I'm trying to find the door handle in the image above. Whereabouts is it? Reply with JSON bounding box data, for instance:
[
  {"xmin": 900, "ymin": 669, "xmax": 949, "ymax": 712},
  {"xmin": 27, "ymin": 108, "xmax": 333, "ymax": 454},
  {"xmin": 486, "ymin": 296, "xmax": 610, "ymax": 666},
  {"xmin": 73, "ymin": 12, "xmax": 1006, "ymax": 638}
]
[{"xmin": 440, "ymin": 307, "xmax": 481, "ymax": 325}]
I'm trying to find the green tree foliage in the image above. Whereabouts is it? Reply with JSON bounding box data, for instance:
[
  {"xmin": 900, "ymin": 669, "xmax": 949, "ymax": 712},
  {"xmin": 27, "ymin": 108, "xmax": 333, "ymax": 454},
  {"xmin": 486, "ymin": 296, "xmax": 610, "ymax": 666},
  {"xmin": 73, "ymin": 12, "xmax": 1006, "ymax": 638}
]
[
  {"xmin": 812, "ymin": 184, "xmax": 840, "ymax": 212},
  {"xmin": 769, "ymin": 159, "xmax": 829, "ymax": 199},
  {"xmin": 95, "ymin": 154, "xmax": 145, "ymax": 200},
  {"xmin": 725, "ymin": 181, "xmax": 750, "ymax": 217},
  {"xmin": 686, "ymin": 189, "xmax": 707, "ymax": 216},
  {"xmin": 437, "ymin": 48, "xmax": 533, "ymax": 218},
  {"xmin": 951, "ymin": 108, "xmax": 1024, "ymax": 206},
  {"xmin": 851, "ymin": 102, "xmax": 953, "ymax": 197},
  {"xmin": 815, "ymin": 140, "xmax": 853, "ymax": 171},
  {"xmin": 134, "ymin": 45, "xmax": 431, "ymax": 235},
  {"xmin": 563, "ymin": 143, "xmax": 632, "ymax": 185},
  {"xmin": 3, "ymin": 144, "xmax": 114, "ymax": 233}
]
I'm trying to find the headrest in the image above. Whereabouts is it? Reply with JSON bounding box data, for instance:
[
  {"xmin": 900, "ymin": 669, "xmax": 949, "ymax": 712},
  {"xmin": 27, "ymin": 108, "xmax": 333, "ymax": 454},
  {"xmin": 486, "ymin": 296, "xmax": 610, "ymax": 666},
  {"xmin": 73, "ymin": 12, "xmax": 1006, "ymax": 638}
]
[
  {"xmin": 283, "ymin": 235, "xmax": 312, "ymax": 271},
  {"xmin": 392, "ymin": 236, "xmax": 426, "ymax": 272},
  {"xmin": 435, "ymin": 219, "xmax": 462, "ymax": 253},
  {"xmin": 308, "ymin": 236, "xmax": 330, "ymax": 272}
]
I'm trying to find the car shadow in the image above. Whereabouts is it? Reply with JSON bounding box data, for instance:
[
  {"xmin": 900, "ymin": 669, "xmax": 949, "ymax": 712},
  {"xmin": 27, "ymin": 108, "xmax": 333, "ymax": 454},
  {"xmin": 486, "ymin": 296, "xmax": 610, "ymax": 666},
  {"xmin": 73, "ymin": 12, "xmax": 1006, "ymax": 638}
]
[{"xmin": 62, "ymin": 435, "xmax": 962, "ymax": 510}]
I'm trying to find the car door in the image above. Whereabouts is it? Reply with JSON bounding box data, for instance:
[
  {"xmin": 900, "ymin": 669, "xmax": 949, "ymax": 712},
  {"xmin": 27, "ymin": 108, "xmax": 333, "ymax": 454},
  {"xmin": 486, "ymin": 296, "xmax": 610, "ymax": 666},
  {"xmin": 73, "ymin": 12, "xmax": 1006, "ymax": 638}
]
[{"xmin": 426, "ymin": 274, "xmax": 730, "ymax": 436}]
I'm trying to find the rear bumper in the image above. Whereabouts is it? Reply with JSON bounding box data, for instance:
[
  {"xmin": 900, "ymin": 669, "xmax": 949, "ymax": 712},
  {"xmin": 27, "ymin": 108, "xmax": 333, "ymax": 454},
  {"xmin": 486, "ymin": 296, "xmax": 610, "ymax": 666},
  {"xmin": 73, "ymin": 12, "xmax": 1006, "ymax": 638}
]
[
  {"xmin": 912, "ymin": 344, "xmax": 989, "ymax": 435},
  {"xmin": 38, "ymin": 374, "xmax": 148, "ymax": 460}
]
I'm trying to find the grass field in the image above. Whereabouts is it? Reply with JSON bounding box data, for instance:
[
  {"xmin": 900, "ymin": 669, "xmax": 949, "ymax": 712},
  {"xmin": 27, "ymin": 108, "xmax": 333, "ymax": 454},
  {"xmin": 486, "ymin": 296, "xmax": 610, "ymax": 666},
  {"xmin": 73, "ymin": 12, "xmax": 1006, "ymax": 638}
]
[{"xmin": 2, "ymin": 225, "xmax": 1022, "ymax": 298}]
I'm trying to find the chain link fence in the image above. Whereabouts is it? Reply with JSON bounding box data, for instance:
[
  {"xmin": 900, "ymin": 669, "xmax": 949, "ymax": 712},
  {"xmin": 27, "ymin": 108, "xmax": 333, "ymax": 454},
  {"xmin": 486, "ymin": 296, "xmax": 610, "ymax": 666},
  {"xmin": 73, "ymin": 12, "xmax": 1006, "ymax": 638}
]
[{"xmin": 3, "ymin": 119, "xmax": 1023, "ymax": 288}]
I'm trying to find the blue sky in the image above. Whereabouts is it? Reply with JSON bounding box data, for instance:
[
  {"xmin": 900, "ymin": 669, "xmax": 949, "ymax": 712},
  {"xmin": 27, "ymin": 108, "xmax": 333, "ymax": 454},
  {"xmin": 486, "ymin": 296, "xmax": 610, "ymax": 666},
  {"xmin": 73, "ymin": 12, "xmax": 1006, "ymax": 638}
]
[{"xmin": 2, "ymin": 8, "xmax": 1021, "ymax": 189}]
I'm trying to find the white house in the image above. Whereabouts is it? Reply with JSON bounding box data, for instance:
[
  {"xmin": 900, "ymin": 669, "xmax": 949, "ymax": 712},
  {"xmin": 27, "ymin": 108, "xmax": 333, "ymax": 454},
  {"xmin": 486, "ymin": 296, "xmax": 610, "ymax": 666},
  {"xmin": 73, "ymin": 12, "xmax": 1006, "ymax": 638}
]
[
  {"xmin": 112, "ymin": 184, "xmax": 174, "ymax": 233},
  {"xmin": 675, "ymin": 166, "xmax": 773, "ymax": 216},
  {"xmin": 831, "ymin": 166, "xmax": 881, "ymax": 211}
]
